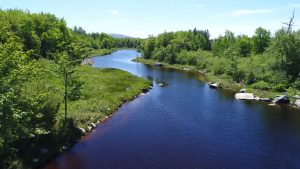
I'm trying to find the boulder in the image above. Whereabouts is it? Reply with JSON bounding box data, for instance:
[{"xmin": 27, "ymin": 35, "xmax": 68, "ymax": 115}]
[
  {"xmin": 90, "ymin": 123, "xmax": 96, "ymax": 128},
  {"xmin": 235, "ymin": 93, "xmax": 255, "ymax": 100},
  {"xmin": 239, "ymin": 89, "xmax": 247, "ymax": 93},
  {"xmin": 78, "ymin": 127, "xmax": 86, "ymax": 134},
  {"xmin": 154, "ymin": 62, "xmax": 163, "ymax": 67},
  {"xmin": 294, "ymin": 99, "xmax": 300, "ymax": 108},
  {"xmin": 209, "ymin": 83, "xmax": 220, "ymax": 89},
  {"xmin": 272, "ymin": 95, "xmax": 290, "ymax": 104}
]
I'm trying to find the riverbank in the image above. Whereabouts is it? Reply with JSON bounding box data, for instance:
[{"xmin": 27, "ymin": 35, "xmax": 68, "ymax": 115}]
[
  {"xmin": 133, "ymin": 57, "xmax": 300, "ymax": 102},
  {"xmin": 7, "ymin": 59, "xmax": 151, "ymax": 169},
  {"xmin": 85, "ymin": 48, "xmax": 137, "ymax": 58},
  {"xmin": 85, "ymin": 48, "xmax": 117, "ymax": 58}
]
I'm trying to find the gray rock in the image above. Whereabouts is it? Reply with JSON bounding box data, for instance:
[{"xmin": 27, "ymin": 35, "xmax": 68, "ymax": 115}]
[
  {"xmin": 90, "ymin": 123, "xmax": 96, "ymax": 128},
  {"xmin": 154, "ymin": 62, "xmax": 162, "ymax": 67},
  {"xmin": 235, "ymin": 93, "xmax": 255, "ymax": 100},
  {"xmin": 239, "ymin": 89, "xmax": 247, "ymax": 93},
  {"xmin": 272, "ymin": 95, "xmax": 290, "ymax": 104},
  {"xmin": 259, "ymin": 98, "xmax": 272, "ymax": 102},
  {"xmin": 78, "ymin": 127, "xmax": 86, "ymax": 134},
  {"xmin": 294, "ymin": 99, "xmax": 300, "ymax": 108}
]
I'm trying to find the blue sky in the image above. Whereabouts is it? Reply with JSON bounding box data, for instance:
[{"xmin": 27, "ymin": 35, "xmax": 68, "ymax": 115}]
[{"xmin": 1, "ymin": 0, "xmax": 300, "ymax": 38}]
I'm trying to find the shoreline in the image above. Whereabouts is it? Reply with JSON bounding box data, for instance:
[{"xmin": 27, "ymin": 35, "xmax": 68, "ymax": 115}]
[
  {"xmin": 85, "ymin": 48, "xmax": 137, "ymax": 59},
  {"xmin": 43, "ymin": 83, "xmax": 152, "ymax": 169},
  {"xmin": 28, "ymin": 59, "xmax": 151, "ymax": 169},
  {"xmin": 133, "ymin": 57, "xmax": 300, "ymax": 107}
]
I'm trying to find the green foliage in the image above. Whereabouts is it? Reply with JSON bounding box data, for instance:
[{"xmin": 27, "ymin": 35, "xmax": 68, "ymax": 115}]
[
  {"xmin": 140, "ymin": 26, "xmax": 299, "ymax": 95},
  {"xmin": 273, "ymin": 83, "xmax": 287, "ymax": 92},
  {"xmin": 0, "ymin": 9, "xmax": 148, "ymax": 168},
  {"xmin": 0, "ymin": 36, "xmax": 39, "ymax": 160},
  {"xmin": 250, "ymin": 81, "xmax": 271, "ymax": 90},
  {"xmin": 252, "ymin": 27, "xmax": 271, "ymax": 54},
  {"xmin": 236, "ymin": 35, "xmax": 253, "ymax": 57}
]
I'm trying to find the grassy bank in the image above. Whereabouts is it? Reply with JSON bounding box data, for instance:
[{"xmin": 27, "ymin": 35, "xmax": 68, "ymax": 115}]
[
  {"xmin": 85, "ymin": 48, "xmax": 137, "ymax": 58},
  {"xmin": 133, "ymin": 57, "xmax": 298, "ymax": 100},
  {"xmin": 85, "ymin": 48, "xmax": 116, "ymax": 58},
  {"xmin": 9, "ymin": 60, "xmax": 150, "ymax": 169}
]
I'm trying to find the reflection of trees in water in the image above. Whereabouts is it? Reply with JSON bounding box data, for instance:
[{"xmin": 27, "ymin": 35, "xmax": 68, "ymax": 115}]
[{"xmin": 260, "ymin": 104, "xmax": 300, "ymax": 131}]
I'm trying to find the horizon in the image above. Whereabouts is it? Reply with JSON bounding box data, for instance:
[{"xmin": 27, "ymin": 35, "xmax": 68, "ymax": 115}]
[{"xmin": 1, "ymin": 0, "xmax": 300, "ymax": 38}]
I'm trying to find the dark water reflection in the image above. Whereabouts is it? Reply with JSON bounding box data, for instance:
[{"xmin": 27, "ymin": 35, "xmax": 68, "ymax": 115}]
[{"xmin": 45, "ymin": 50, "xmax": 300, "ymax": 169}]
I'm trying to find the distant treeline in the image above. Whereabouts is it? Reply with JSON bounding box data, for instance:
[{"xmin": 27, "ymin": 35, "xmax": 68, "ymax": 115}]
[
  {"xmin": 73, "ymin": 26, "xmax": 142, "ymax": 50},
  {"xmin": 141, "ymin": 27, "xmax": 300, "ymax": 93}
]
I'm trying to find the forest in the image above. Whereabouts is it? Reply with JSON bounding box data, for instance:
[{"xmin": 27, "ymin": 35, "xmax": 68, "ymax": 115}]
[
  {"xmin": 141, "ymin": 25, "xmax": 300, "ymax": 96},
  {"xmin": 0, "ymin": 9, "xmax": 146, "ymax": 168}
]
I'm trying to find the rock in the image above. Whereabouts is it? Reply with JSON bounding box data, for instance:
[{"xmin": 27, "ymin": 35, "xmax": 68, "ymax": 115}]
[
  {"xmin": 62, "ymin": 145, "xmax": 68, "ymax": 151},
  {"xmin": 158, "ymin": 83, "xmax": 164, "ymax": 87},
  {"xmin": 154, "ymin": 62, "xmax": 163, "ymax": 67},
  {"xmin": 239, "ymin": 89, "xmax": 247, "ymax": 93},
  {"xmin": 272, "ymin": 95, "xmax": 290, "ymax": 104},
  {"xmin": 78, "ymin": 127, "xmax": 86, "ymax": 134},
  {"xmin": 87, "ymin": 126, "xmax": 92, "ymax": 131},
  {"xmin": 294, "ymin": 99, "xmax": 300, "ymax": 108},
  {"xmin": 209, "ymin": 83, "xmax": 220, "ymax": 89},
  {"xmin": 293, "ymin": 95, "xmax": 300, "ymax": 99},
  {"xmin": 140, "ymin": 93, "xmax": 146, "ymax": 96},
  {"xmin": 259, "ymin": 98, "xmax": 272, "ymax": 102},
  {"xmin": 235, "ymin": 93, "xmax": 255, "ymax": 100},
  {"xmin": 90, "ymin": 123, "xmax": 96, "ymax": 128}
]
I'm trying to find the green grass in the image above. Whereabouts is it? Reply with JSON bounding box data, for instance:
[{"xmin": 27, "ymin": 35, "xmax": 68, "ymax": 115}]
[
  {"xmin": 66, "ymin": 65, "xmax": 150, "ymax": 128},
  {"xmin": 36, "ymin": 59, "xmax": 150, "ymax": 129}
]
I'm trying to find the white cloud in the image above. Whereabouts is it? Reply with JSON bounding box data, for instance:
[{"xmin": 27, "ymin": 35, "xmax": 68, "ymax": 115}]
[
  {"xmin": 231, "ymin": 9, "xmax": 271, "ymax": 16},
  {"xmin": 109, "ymin": 9, "xmax": 119, "ymax": 15}
]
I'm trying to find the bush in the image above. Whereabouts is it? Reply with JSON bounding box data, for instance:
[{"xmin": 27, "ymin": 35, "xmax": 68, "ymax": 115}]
[
  {"xmin": 250, "ymin": 81, "xmax": 271, "ymax": 90},
  {"xmin": 292, "ymin": 78, "xmax": 300, "ymax": 90},
  {"xmin": 273, "ymin": 83, "xmax": 287, "ymax": 92}
]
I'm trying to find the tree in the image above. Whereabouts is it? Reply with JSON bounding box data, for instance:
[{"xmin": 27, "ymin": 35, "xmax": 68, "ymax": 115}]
[
  {"xmin": 271, "ymin": 30, "xmax": 300, "ymax": 82},
  {"xmin": 237, "ymin": 35, "xmax": 253, "ymax": 57},
  {"xmin": 0, "ymin": 37, "xmax": 35, "ymax": 157},
  {"xmin": 143, "ymin": 36, "xmax": 156, "ymax": 59},
  {"xmin": 252, "ymin": 27, "xmax": 271, "ymax": 54},
  {"xmin": 56, "ymin": 52, "xmax": 78, "ymax": 129}
]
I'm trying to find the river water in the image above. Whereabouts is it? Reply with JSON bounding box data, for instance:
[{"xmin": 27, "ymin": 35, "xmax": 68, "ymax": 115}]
[{"xmin": 45, "ymin": 50, "xmax": 300, "ymax": 169}]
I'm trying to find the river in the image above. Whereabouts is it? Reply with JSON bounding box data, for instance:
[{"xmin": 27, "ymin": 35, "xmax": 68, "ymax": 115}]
[{"xmin": 45, "ymin": 49, "xmax": 300, "ymax": 169}]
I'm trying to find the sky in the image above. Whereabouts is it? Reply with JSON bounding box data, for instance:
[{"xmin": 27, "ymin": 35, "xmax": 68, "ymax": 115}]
[{"xmin": 1, "ymin": 0, "xmax": 300, "ymax": 38}]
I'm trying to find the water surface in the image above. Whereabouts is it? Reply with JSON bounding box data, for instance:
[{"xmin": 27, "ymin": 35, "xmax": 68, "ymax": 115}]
[{"xmin": 46, "ymin": 50, "xmax": 300, "ymax": 169}]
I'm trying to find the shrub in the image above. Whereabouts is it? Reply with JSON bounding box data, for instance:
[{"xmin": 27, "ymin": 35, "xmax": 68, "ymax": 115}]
[
  {"xmin": 273, "ymin": 83, "xmax": 287, "ymax": 92},
  {"xmin": 250, "ymin": 81, "xmax": 271, "ymax": 90}
]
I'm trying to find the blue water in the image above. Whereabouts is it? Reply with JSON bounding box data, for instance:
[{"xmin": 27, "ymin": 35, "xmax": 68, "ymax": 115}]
[{"xmin": 46, "ymin": 50, "xmax": 300, "ymax": 169}]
